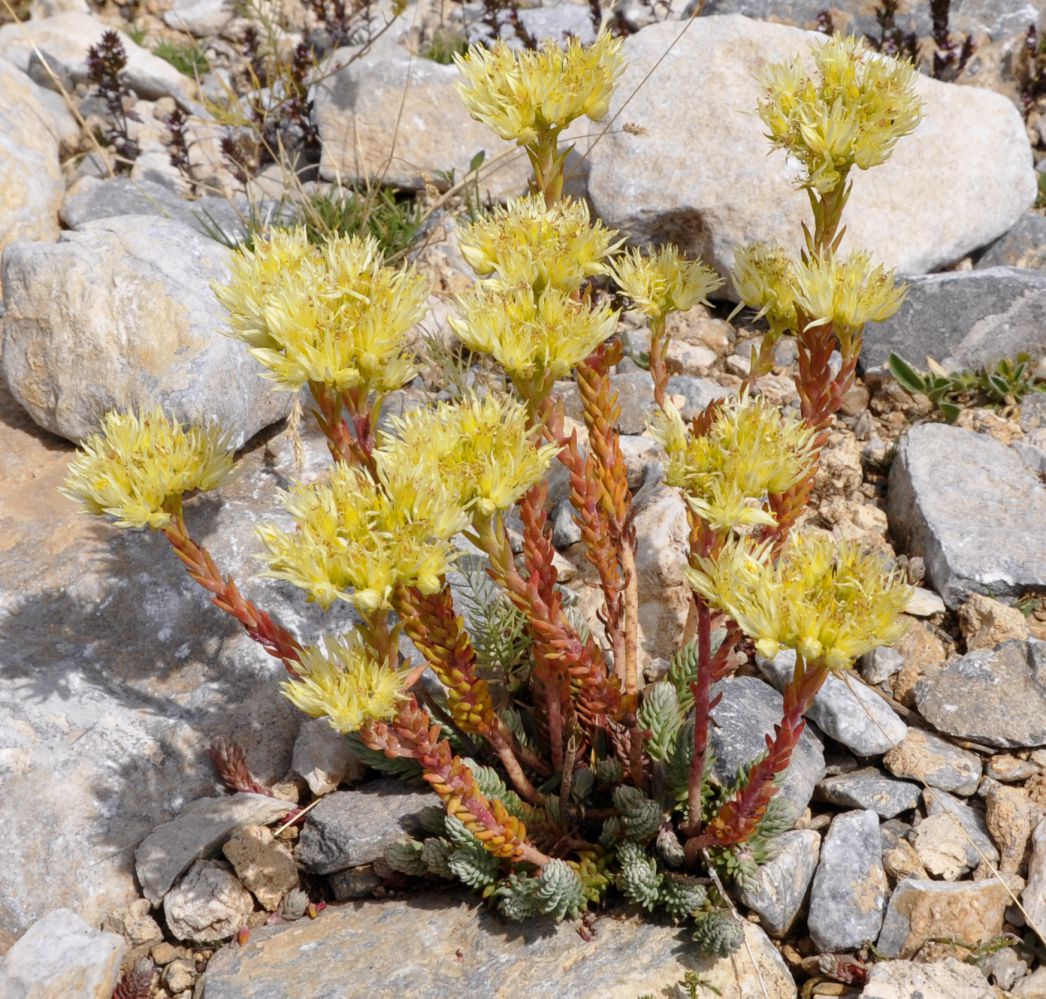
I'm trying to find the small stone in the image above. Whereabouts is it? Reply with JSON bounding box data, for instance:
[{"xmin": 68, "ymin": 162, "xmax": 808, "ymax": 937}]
[
  {"xmin": 912, "ymin": 814, "xmax": 973, "ymax": 880},
  {"xmin": 807, "ymin": 810, "xmax": 888, "ymax": 953},
  {"xmin": 551, "ymin": 501, "xmax": 583, "ymax": 549},
  {"xmin": 977, "ymin": 212, "xmax": 1046, "ymax": 272},
  {"xmin": 664, "ymin": 375, "xmax": 731, "ymax": 421},
  {"xmin": 296, "ymin": 780, "xmax": 436, "ymax": 875},
  {"xmin": 0, "ymin": 909, "xmax": 125, "ymax": 999},
  {"xmin": 101, "ymin": 898, "xmax": 162, "ymax": 947},
  {"xmin": 985, "ymin": 946, "xmax": 1030, "ymax": 991},
  {"xmin": 757, "ymin": 650, "xmax": 907, "ymax": 756},
  {"xmin": 915, "ymin": 640, "xmax": 1046, "ymax": 749},
  {"xmin": 817, "ymin": 769, "xmax": 921, "ymax": 819},
  {"xmin": 1014, "ymin": 967, "xmax": 1046, "ymax": 997},
  {"xmin": 736, "ymin": 829, "xmax": 819, "ymax": 937},
  {"xmin": 883, "ymin": 729, "xmax": 982, "ymax": 796},
  {"xmin": 987, "ymin": 754, "xmax": 1040, "ymax": 783},
  {"xmin": 135, "ymin": 794, "xmax": 291, "ymax": 905},
  {"xmin": 1021, "ymin": 817, "xmax": 1046, "ymax": 933},
  {"xmin": 222, "ymin": 825, "xmax": 298, "ymax": 911},
  {"xmin": 329, "ymin": 864, "xmax": 381, "ymax": 901},
  {"xmin": 890, "ymin": 620, "xmax": 949, "ymax": 707},
  {"xmin": 877, "ymin": 878, "xmax": 1010, "ymax": 959},
  {"xmin": 905, "ymin": 587, "xmax": 946, "ymax": 618},
  {"xmin": 985, "ymin": 783, "xmax": 1038, "ymax": 875},
  {"xmin": 882, "ymin": 838, "xmax": 928, "ymax": 884},
  {"xmin": 859, "ymin": 646, "xmax": 905, "ymax": 686},
  {"xmin": 291, "ymin": 718, "xmax": 364, "ymax": 797},
  {"xmin": 958, "ymin": 593, "xmax": 1031, "ymax": 651},
  {"xmin": 922, "ymin": 789, "xmax": 1000, "ymax": 871},
  {"xmin": 150, "ymin": 942, "xmax": 178, "ymax": 965},
  {"xmin": 888, "ymin": 424, "xmax": 1046, "ymax": 609},
  {"xmin": 163, "ymin": 958, "xmax": 196, "ymax": 993},
  {"xmin": 163, "ymin": 860, "xmax": 254, "ymax": 944},
  {"xmin": 862, "ymin": 957, "xmax": 994, "ymax": 999}
]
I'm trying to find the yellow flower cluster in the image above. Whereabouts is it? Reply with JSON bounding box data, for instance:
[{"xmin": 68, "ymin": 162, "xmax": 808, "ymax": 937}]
[
  {"xmin": 258, "ymin": 464, "xmax": 467, "ymax": 613},
  {"xmin": 758, "ymin": 35, "xmax": 923, "ymax": 194},
  {"xmin": 450, "ymin": 283, "xmax": 618, "ymax": 386},
  {"xmin": 612, "ymin": 245, "xmax": 724, "ymax": 321},
  {"xmin": 649, "ymin": 394, "xmax": 817, "ymax": 533},
  {"xmin": 62, "ymin": 408, "xmax": 235, "ymax": 530},
  {"xmin": 380, "ymin": 394, "xmax": 559, "ymax": 520},
  {"xmin": 687, "ymin": 531, "xmax": 910, "ymax": 670},
  {"xmin": 214, "ymin": 229, "xmax": 429, "ymax": 395},
  {"xmin": 733, "ymin": 244, "xmax": 906, "ymax": 339},
  {"xmin": 457, "ymin": 196, "xmax": 619, "ymax": 293},
  {"xmin": 283, "ymin": 632, "xmax": 407, "ymax": 733},
  {"xmin": 454, "ymin": 32, "xmax": 624, "ymax": 145}
]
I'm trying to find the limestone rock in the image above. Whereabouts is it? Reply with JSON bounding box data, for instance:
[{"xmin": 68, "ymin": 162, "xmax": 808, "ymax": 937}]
[
  {"xmin": 977, "ymin": 212, "xmax": 1046, "ymax": 272},
  {"xmin": 877, "ymin": 877, "xmax": 1010, "ymax": 959},
  {"xmin": 164, "ymin": 860, "xmax": 254, "ymax": 943},
  {"xmin": 1, "ymin": 215, "xmax": 293, "ymax": 447},
  {"xmin": 915, "ymin": 640, "xmax": 1046, "ymax": 749},
  {"xmin": 586, "ymin": 17, "xmax": 1035, "ymax": 287},
  {"xmin": 0, "ymin": 909, "xmax": 124, "ymax": 999},
  {"xmin": 883, "ymin": 728, "xmax": 982, "ymax": 796},
  {"xmin": 198, "ymin": 895, "xmax": 798, "ymax": 998},
  {"xmin": 163, "ymin": 0, "xmax": 235, "ymax": 36},
  {"xmin": 859, "ymin": 646, "xmax": 905, "ymax": 685},
  {"xmin": 1021, "ymin": 817, "xmax": 1046, "ymax": 934},
  {"xmin": 291, "ymin": 717, "xmax": 365, "ymax": 797},
  {"xmin": 296, "ymin": 780, "xmax": 436, "ymax": 874},
  {"xmin": 710, "ymin": 677, "xmax": 825, "ymax": 816},
  {"xmin": 958, "ymin": 593, "xmax": 1030, "ymax": 651},
  {"xmin": 817, "ymin": 768, "xmax": 921, "ymax": 819},
  {"xmin": 757, "ymin": 650, "xmax": 907, "ymax": 756},
  {"xmin": 862, "ymin": 957, "xmax": 995, "ymax": 999},
  {"xmin": 314, "ymin": 49, "xmax": 530, "ymax": 198},
  {"xmin": 0, "ymin": 12, "xmax": 193, "ymax": 103},
  {"xmin": 223, "ymin": 825, "xmax": 299, "ymax": 911},
  {"xmin": 984, "ymin": 782, "xmax": 1037, "ymax": 875},
  {"xmin": 922, "ymin": 788, "xmax": 1000, "ymax": 870},
  {"xmin": 913, "ymin": 813, "xmax": 975, "ymax": 880},
  {"xmin": 101, "ymin": 898, "xmax": 163, "ymax": 946},
  {"xmin": 0, "ymin": 59, "xmax": 62, "ymax": 263},
  {"xmin": 807, "ymin": 809, "xmax": 888, "ymax": 953},
  {"xmin": 736, "ymin": 829, "xmax": 820, "ymax": 936},
  {"xmin": 888, "ymin": 424, "xmax": 1046, "ymax": 608}
]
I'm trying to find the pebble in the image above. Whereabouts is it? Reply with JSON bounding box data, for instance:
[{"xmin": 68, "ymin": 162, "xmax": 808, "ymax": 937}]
[
  {"xmin": 736, "ymin": 829, "xmax": 820, "ymax": 937},
  {"xmin": 816, "ymin": 768, "xmax": 921, "ymax": 819},
  {"xmin": 883, "ymin": 728, "xmax": 982, "ymax": 796}
]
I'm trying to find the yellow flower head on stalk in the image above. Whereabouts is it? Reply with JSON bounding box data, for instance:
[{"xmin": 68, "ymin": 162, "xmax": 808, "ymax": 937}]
[
  {"xmin": 380, "ymin": 393, "xmax": 560, "ymax": 519},
  {"xmin": 649, "ymin": 394, "xmax": 817, "ymax": 533},
  {"xmin": 687, "ymin": 531, "xmax": 910, "ymax": 670},
  {"xmin": 450, "ymin": 283, "xmax": 619, "ymax": 385},
  {"xmin": 258, "ymin": 464, "xmax": 467, "ymax": 612},
  {"xmin": 732, "ymin": 243, "xmax": 798, "ymax": 334},
  {"xmin": 215, "ymin": 232, "xmax": 429, "ymax": 394},
  {"xmin": 454, "ymin": 32, "xmax": 625, "ymax": 145},
  {"xmin": 757, "ymin": 35, "xmax": 923, "ymax": 194},
  {"xmin": 792, "ymin": 251, "xmax": 907, "ymax": 349},
  {"xmin": 457, "ymin": 196, "xmax": 620, "ymax": 293},
  {"xmin": 612, "ymin": 245, "xmax": 724, "ymax": 321},
  {"xmin": 62, "ymin": 409, "xmax": 235, "ymax": 530},
  {"xmin": 283, "ymin": 632, "xmax": 408, "ymax": 734}
]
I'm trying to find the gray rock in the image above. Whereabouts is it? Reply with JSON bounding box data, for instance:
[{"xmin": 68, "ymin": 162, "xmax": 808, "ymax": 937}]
[
  {"xmin": 916, "ymin": 640, "xmax": 1046, "ymax": 749},
  {"xmin": 1, "ymin": 214, "xmax": 293, "ymax": 448},
  {"xmin": 1020, "ymin": 393, "xmax": 1046, "ymax": 432},
  {"xmin": 0, "ymin": 909, "xmax": 125, "ymax": 999},
  {"xmin": 551, "ymin": 500, "xmax": 583, "ymax": 549},
  {"xmin": 877, "ymin": 877, "xmax": 1010, "ymax": 959},
  {"xmin": 164, "ymin": 859, "xmax": 254, "ymax": 943},
  {"xmin": 163, "ymin": 0, "xmax": 234, "ymax": 35},
  {"xmin": 0, "ymin": 58, "xmax": 63, "ymax": 262},
  {"xmin": 922, "ymin": 788, "xmax": 1000, "ymax": 869},
  {"xmin": 665, "ymin": 374, "xmax": 731, "ymax": 420},
  {"xmin": 888, "ymin": 424, "xmax": 1046, "ymax": 608},
  {"xmin": 198, "ymin": 894, "xmax": 797, "ymax": 998},
  {"xmin": 296, "ymin": 780, "xmax": 436, "ymax": 874},
  {"xmin": 1021, "ymin": 817, "xmax": 1046, "ymax": 935},
  {"xmin": 0, "ymin": 12, "xmax": 193, "ymax": 103},
  {"xmin": 135, "ymin": 793, "xmax": 292, "ymax": 905},
  {"xmin": 913, "ymin": 812, "xmax": 976, "ymax": 879},
  {"xmin": 862, "ymin": 268, "xmax": 1046, "ymax": 374},
  {"xmin": 736, "ymin": 829, "xmax": 820, "ymax": 936},
  {"xmin": 329, "ymin": 864, "xmax": 381, "ymax": 901},
  {"xmin": 883, "ymin": 728, "xmax": 982, "ymax": 795},
  {"xmin": 468, "ymin": 3, "xmax": 597, "ymax": 46},
  {"xmin": 0, "ymin": 409, "xmax": 347, "ymax": 935},
  {"xmin": 817, "ymin": 768, "xmax": 921, "ymax": 819},
  {"xmin": 859, "ymin": 646, "xmax": 905, "ymax": 685},
  {"xmin": 862, "ymin": 957, "xmax": 995, "ymax": 999},
  {"xmin": 807, "ymin": 810, "xmax": 888, "ymax": 953},
  {"xmin": 977, "ymin": 213, "xmax": 1046, "ymax": 272},
  {"xmin": 291, "ymin": 717, "xmax": 364, "ymax": 797},
  {"xmin": 586, "ymin": 18, "xmax": 1035, "ymax": 289},
  {"xmin": 757, "ymin": 650, "xmax": 907, "ymax": 756},
  {"xmin": 314, "ymin": 49, "xmax": 530, "ymax": 199},
  {"xmin": 711, "ymin": 676, "xmax": 826, "ymax": 816},
  {"xmin": 1015, "ymin": 969, "xmax": 1046, "ymax": 997}
]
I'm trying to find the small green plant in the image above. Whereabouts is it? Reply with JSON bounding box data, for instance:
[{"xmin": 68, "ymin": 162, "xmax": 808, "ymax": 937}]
[
  {"xmin": 65, "ymin": 32, "xmax": 914, "ymax": 961},
  {"xmin": 154, "ymin": 39, "xmax": 210, "ymax": 78},
  {"xmin": 888, "ymin": 351, "xmax": 1045, "ymax": 421},
  {"xmin": 423, "ymin": 28, "xmax": 469, "ymax": 65}
]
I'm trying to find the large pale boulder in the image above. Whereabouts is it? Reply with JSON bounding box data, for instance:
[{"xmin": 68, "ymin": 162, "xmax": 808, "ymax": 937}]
[
  {"xmin": 586, "ymin": 17, "xmax": 1035, "ymax": 283},
  {"xmin": 1, "ymin": 214, "xmax": 292, "ymax": 448}
]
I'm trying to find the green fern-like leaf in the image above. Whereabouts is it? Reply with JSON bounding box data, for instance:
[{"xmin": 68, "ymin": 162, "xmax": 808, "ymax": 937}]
[
  {"xmin": 494, "ymin": 872, "xmax": 539, "ymax": 922},
  {"xmin": 421, "ymin": 837, "xmax": 454, "ymax": 879},
  {"xmin": 637, "ymin": 681, "xmax": 683, "ymax": 762},
  {"xmin": 449, "ymin": 840, "xmax": 502, "ymax": 888},
  {"xmin": 659, "ymin": 875, "xmax": 708, "ymax": 921},
  {"xmin": 616, "ymin": 841, "xmax": 662, "ymax": 911},
  {"xmin": 533, "ymin": 859, "xmax": 586, "ymax": 920},
  {"xmin": 465, "ymin": 758, "xmax": 529, "ymax": 820},
  {"xmin": 454, "ymin": 569, "xmax": 532, "ymax": 688},
  {"xmin": 418, "ymin": 804, "xmax": 450, "ymax": 836},
  {"xmin": 614, "ymin": 785, "xmax": 663, "ymax": 843},
  {"xmin": 385, "ymin": 839, "xmax": 428, "ymax": 876},
  {"xmin": 655, "ymin": 825, "xmax": 686, "ymax": 868},
  {"xmin": 594, "ymin": 756, "xmax": 625, "ymax": 785},
  {"xmin": 692, "ymin": 906, "xmax": 744, "ymax": 958}
]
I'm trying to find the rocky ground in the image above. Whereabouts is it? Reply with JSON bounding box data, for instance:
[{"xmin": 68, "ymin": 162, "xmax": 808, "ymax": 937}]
[{"xmin": 2, "ymin": 0, "xmax": 1046, "ymax": 996}]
